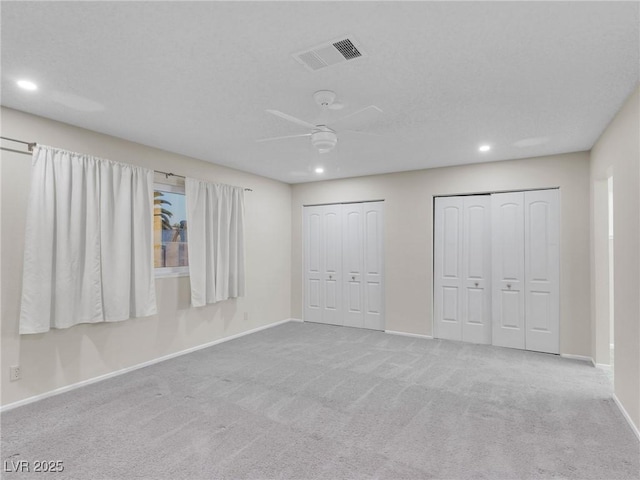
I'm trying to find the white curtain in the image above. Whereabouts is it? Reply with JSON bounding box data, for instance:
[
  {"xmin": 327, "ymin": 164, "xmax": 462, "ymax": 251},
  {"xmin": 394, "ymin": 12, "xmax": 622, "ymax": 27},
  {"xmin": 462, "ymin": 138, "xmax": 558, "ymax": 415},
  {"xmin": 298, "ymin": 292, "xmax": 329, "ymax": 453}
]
[
  {"xmin": 19, "ymin": 145, "xmax": 157, "ymax": 334},
  {"xmin": 185, "ymin": 178, "xmax": 245, "ymax": 307}
]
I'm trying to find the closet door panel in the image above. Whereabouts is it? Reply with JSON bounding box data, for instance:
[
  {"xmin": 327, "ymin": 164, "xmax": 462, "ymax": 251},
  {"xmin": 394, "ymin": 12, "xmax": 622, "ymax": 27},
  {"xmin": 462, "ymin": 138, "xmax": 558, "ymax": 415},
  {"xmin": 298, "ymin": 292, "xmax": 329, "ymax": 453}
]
[
  {"xmin": 524, "ymin": 189, "xmax": 559, "ymax": 353},
  {"xmin": 322, "ymin": 205, "xmax": 343, "ymax": 326},
  {"xmin": 462, "ymin": 196, "xmax": 492, "ymax": 344},
  {"xmin": 304, "ymin": 207, "xmax": 323, "ymax": 324},
  {"xmin": 343, "ymin": 203, "xmax": 364, "ymax": 328},
  {"xmin": 492, "ymin": 192, "xmax": 525, "ymax": 349},
  {"xmin": 434, "ymin": 197, "xmax": 464, "ymax": 341},
  {"xmin": 363, "ymin": 202, "xmax": 384, "ymax": 330},
  {"xmin": 442, "ymin": 286, "xmax": 459, "ymax": 323}
]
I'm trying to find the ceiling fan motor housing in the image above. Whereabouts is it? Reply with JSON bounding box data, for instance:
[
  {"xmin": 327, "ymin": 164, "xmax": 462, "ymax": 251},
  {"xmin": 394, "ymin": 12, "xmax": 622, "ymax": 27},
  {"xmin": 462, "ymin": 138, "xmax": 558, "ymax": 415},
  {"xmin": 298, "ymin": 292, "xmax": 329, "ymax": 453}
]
[{"xmin": 313, "ymin": 90, "xmax": 337, "ymax": 107}]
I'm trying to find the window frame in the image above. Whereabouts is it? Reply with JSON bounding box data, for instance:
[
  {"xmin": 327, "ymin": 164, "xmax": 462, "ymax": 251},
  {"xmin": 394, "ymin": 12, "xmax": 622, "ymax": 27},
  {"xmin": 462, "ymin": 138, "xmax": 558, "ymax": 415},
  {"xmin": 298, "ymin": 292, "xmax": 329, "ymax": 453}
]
[{"xmin": 154, "ymin": 181, "xmax": 189, "ymax": 278}]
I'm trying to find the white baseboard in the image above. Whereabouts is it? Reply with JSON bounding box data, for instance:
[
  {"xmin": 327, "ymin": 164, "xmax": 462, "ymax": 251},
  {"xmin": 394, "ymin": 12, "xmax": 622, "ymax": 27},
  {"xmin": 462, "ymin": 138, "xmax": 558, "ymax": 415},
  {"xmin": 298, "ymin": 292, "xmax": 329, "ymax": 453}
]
[
  {"xmin": 0, "ymin": 318, "xmax": 297, "ymax": 413},
  {"xmin": 595, "ymin": 363, "xmax": 613, "ymax": 371},
  {"xmin": 612, "ymin": 393, "xmax": 640, "ymax": 442},
  {"xmin": 385, "ymin": 329, "xmax": 433, "ymax": 340},
  {"xmin": 560, "ymin": 353, "xmax": 595, "ymax": 366},
  {"xmin": 288, "ymin": 318, "xmax": 303, "ymax": 322}
]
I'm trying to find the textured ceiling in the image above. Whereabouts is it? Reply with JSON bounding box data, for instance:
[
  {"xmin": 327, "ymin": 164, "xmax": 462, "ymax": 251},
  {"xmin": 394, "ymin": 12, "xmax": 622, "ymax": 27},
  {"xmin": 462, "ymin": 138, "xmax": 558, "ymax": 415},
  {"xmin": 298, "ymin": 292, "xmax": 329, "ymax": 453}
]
[{"xmin": 1, "ymin": 2, "xmax": 638, "ymax": 184}]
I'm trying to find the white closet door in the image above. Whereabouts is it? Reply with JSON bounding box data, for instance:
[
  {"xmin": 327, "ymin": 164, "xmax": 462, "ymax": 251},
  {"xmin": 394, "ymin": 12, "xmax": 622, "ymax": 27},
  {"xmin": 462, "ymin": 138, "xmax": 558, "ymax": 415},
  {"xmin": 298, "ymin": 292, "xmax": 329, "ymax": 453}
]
[
  {"xmin": 303, "ymin": 204, "xmax": 343, "ymax": 326},
  {"xmin": 322, "ymin": 204, "xmax": 343, "ymax": 326},
  {"xmin": 491, "ymin": 192, "xmax": 526, "ymax": 349},
  {"xmin": 304, "ymin": 202, "xmax": 383, "ymax": 330},
  {"xmin": 342, "ymin": 203, "xmax": 364, "ymax": 328},
  {"xmin": 434, "ymin": 197, "xmax": 464, "ymax": 341},
  {"xmin": 303, "ymin": 206, "xmax": 323, "ymax": 324},
  {"xmin": 363, "ymin": 201, "xmax": 384, "ymax": 330},
  {"xmin": 462, "ymin": 196, "xmax": 492, "ymax": 344},
  {"xmin": 524, "ymin": 189, "xmax": 559, "ymax": 353}
]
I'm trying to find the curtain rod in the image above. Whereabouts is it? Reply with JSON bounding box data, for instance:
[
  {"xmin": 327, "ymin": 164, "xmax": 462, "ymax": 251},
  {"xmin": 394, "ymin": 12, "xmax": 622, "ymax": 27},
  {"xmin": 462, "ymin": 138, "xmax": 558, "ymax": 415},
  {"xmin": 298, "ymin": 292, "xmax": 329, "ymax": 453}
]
[
  {"xmin": 0, "ymin": 136, "xmax": 254, "ymax": 192},
  {"xmin": 0, "ymin": 136, "xmax": 36, "ymax": 155},
  {"xmin": 156, "ymin": 171, "xmax": 253, "ymax": 192}
]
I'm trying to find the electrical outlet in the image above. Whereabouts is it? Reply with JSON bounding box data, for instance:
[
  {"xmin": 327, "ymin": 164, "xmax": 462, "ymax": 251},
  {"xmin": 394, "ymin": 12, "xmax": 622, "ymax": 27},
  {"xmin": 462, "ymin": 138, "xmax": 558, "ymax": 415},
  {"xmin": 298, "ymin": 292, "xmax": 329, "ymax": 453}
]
[{"xmin": 9, "ymin": 365, "xmax": 21, "ymax": 382}]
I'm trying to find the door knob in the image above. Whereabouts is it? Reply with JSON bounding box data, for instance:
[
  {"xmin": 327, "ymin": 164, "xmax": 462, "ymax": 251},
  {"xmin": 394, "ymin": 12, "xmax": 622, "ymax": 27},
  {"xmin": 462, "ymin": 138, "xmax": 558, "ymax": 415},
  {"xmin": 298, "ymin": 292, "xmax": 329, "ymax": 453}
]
[{"xmin": 474, "ymin": 282, "xmax": 479, "ymax": 287}]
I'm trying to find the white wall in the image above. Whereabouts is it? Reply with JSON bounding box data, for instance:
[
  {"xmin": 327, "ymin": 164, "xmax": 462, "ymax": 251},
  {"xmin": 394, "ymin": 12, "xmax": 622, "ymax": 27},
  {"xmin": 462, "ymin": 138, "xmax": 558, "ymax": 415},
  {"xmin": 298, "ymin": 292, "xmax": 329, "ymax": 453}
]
[
  {"xmin": 591, "ymin": 85, "xmax": 640, "ymax": 430},
  {"xmin": 0, "ymin": 107, "xmax": 292, "ymax": 407},
  {"xmin": 291, "ymin": 152, "xmax": 592, "ymax": 357}
]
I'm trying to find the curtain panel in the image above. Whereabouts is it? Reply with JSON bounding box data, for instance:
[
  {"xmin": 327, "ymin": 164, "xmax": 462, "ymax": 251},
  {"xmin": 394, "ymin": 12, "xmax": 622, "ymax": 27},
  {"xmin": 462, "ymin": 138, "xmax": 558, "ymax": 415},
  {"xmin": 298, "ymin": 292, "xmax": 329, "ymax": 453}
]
[
  {"xmin": 185, "ymin": 178, "xmax": 245, "ymax": 307},
  {"xmin": 19, "ymin": 145, "xmax": 157, "ymax": 334}
]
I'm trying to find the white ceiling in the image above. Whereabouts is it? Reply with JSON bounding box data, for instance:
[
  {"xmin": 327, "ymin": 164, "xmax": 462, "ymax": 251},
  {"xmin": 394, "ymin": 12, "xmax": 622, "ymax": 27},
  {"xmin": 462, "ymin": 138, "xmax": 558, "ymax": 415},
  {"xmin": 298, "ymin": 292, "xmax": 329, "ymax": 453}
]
[{"xmin": 1, "ymin": 2, "xmax": 638, "ymax": 184}]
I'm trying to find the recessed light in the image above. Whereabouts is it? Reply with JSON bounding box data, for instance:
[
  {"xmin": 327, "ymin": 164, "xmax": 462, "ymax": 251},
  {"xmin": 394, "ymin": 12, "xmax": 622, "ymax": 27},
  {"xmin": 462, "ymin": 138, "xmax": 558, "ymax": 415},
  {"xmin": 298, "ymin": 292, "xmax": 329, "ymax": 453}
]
[
  {"xmin": 315, "ymin": 167, "xmax": 324, "ymax": 174},
  {"xmin": 17, "ymin": 80, "xmax": 38, "ymax": 91},
  {"xmin": 479, "ymin": 144, "xmax": 491, "ymax": 152}
]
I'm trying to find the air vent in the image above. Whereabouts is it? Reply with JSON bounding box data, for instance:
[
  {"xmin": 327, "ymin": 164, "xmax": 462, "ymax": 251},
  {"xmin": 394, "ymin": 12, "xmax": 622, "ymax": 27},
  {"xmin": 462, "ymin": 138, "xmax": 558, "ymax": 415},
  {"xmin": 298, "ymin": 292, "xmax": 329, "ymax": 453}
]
[
  {"xmin": 333, "ymin": 39, "xmax": 361, "ymax": 60},
  {"xmin": 293, "ymin": 36, "xmax": 366, "ymax": 71}
]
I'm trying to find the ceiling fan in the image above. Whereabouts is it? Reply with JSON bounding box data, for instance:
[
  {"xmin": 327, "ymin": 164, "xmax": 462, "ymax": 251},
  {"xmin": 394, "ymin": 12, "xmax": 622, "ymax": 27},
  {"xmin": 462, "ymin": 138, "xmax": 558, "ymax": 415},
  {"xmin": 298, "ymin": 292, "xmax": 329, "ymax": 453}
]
[{"xmin": 258, "ymin": 90, "xmax": 382, "ymax": 153}]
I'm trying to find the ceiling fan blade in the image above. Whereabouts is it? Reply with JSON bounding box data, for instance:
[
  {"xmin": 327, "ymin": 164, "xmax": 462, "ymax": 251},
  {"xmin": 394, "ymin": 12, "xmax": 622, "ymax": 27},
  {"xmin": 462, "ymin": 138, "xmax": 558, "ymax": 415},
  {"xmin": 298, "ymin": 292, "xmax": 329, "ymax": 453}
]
[
  {"xmin": 328, "ymin": 105, "xmax": 383, "ymax": 128},
  {"xmin": 266, "ymin": 109, "xmax": 316, "ymax": 129},
  {"xmin": 256, "ymin": 133, "xmax": 312, "ymax": 143}
]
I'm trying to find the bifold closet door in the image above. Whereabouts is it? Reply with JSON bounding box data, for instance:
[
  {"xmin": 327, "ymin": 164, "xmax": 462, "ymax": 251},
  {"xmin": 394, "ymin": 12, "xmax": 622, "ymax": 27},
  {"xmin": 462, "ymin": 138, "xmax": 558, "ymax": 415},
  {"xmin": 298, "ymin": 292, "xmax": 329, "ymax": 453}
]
[
  {"xmin": 462, "ymin": 196, "xmax": 492, "ymax": 344},
  {"xmin": 492, "ymin": 189, "xmax": 559, "ymax": 354},
  {"xmin": 362, "ymin": 202, "xmax": 384, "ymax": 330},
  {"xmin": 523, "ymin": 189, "xmax": 559, "ymax": 354},
  {"xmin": 342, "ymin": 203, "xmax": 364, "ymax": 328},
  {"xmin": 304, "ymin": 202, "xmax": 384, "ymax": 329},
  {"xmin": 434, "ymin": 197, "xmax": 463, "ymax": 340},
  {"xmin": 303, "ymin": 204, "xmax": 343, "ymax": 326},
  {"xmin": 434, "ymin": 195, "xmax": 491, "ymax": 343},
  {"xmin": 491, "ymin": 192, "xmax": 526, "ymax": 349}
]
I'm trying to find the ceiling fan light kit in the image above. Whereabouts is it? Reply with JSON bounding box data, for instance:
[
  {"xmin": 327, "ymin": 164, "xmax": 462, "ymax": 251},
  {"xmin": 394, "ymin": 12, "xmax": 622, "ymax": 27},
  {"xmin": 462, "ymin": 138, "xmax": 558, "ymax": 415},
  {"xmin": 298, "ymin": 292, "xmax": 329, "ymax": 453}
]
[{"xmin": 311, "ymin": 127, "xmax": 338, "ymax": 152}]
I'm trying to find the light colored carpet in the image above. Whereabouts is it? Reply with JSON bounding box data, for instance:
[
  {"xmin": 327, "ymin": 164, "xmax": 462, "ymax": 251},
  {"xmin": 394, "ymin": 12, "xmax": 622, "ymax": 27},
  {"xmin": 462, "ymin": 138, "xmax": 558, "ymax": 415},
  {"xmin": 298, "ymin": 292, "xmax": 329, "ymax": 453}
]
[{"xmin": 2, "ymin": 321, "xmax": 639, "ymax": 479}]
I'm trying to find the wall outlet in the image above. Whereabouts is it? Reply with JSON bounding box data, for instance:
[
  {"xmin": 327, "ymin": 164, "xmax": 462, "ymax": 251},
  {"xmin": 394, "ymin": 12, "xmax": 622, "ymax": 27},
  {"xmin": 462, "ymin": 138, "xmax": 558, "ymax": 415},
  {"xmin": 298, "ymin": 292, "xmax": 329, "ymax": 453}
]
[{"xmin": 9, "ymin": 365, "xmax": 21, "ymax": 382}]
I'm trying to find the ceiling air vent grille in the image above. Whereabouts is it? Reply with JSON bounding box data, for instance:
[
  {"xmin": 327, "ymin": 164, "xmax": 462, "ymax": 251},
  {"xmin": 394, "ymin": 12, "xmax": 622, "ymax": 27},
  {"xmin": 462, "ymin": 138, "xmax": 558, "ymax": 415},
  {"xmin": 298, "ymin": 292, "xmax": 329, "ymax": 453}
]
[
  {"xmin": 333, "ymin": 39, "xmax": 362, "ymax": 60},
  {"xmin": 297, "ymin": 51, "xmax": 327, "ymax": 71},
  {"xmin": 293, "ymin": 36, "xmax": 366, "ymax": 72}
]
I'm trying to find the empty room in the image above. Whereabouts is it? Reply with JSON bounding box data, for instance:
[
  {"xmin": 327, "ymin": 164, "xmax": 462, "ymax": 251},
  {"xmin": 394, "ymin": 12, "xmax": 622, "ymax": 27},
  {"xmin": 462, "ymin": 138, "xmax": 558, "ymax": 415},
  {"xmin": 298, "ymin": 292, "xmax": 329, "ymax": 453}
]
[{"xmin": 1, "ymin": 1, "xmax": 639, "ymax": 479}]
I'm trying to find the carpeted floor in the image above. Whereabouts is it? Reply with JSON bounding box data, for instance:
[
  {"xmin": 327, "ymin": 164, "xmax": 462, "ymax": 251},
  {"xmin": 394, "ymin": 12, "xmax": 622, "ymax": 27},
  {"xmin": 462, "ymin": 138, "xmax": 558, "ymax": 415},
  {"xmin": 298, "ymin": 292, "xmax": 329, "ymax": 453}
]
[{"xmin": 2, "ymin": 321, "xmax": 639, "ymax": 479}]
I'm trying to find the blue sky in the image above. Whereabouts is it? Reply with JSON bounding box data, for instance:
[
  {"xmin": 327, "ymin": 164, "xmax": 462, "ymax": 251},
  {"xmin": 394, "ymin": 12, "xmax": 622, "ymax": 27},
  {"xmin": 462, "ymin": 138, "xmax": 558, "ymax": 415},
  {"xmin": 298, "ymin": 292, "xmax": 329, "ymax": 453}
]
[{"xmin": 158, "ymin": 190, "xmax": 186, "ymax": 226}]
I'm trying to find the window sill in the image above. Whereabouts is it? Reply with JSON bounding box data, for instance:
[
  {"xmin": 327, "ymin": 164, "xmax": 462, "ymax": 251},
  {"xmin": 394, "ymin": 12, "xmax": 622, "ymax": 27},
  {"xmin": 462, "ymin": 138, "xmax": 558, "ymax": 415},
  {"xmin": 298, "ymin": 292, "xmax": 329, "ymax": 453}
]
[{"xmin": 155, "ymin": 267, "xmax": 190, "ymax": 278}]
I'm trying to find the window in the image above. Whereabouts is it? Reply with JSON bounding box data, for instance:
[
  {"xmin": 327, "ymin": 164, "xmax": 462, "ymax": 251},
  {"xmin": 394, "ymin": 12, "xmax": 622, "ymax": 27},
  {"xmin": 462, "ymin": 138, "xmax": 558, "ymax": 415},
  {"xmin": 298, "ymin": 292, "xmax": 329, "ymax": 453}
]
[{"xmin": 154, "ymin": 182, "xmax": 189, "ymax": 277}]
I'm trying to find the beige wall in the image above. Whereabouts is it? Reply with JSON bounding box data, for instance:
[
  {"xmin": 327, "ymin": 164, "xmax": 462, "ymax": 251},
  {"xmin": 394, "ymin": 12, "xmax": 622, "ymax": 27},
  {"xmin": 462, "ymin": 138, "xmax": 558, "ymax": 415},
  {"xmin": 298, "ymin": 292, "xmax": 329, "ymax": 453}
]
[
  {"xmin": 291, "ymin": 152, "xmax": 592, "ymax": 357},
  {"xmin": 0, "ymin": 107, "xmax": 292, "ymax": 407},
  {"xmin": 591, "ymin": 85, "xmax": 640, "ymax": 430}
]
